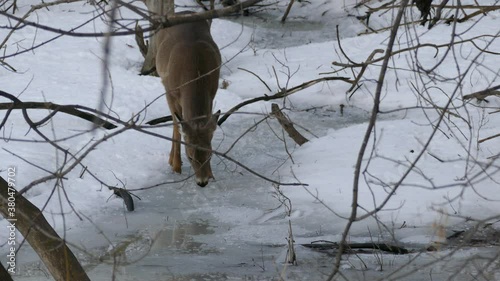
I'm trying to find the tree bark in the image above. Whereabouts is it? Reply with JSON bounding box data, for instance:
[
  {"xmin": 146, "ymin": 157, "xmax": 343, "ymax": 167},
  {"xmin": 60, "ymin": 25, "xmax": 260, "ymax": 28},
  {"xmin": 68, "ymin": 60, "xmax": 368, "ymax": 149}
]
[
  {"xmin": 0, "ymin": 177, "xmax": 90, "ymax": 281},
  {"xmin": 0, "ymin": 262, "xmax": 13, "ymax": 281},
  {"xmin": 140, "ymin": 0, "xmax": 175, "ymax": 75}
]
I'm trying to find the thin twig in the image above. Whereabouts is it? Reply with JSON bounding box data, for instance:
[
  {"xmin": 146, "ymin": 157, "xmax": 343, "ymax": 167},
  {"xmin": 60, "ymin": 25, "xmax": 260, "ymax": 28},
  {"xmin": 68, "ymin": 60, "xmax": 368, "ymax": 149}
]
[
  {"xmin": 237, "ymin": 67, "xmax": 273, "ymax": 92},
  {"xmin": 478, "ymin": 133, "xmax": 500, "ymax": 144},
  {"xmin": 327, "ymin": 1, "xmax": 410, "ymax": 279}
]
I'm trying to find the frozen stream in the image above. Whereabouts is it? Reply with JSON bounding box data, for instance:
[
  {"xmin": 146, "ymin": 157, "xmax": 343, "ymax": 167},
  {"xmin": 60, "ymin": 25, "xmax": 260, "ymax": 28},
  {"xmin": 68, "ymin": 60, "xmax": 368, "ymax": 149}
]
[
  {"xmin": 1, "ymin": 0, "xmax": 500, "ymax": 280},
  {"xmin": 7, "ymin": 111, "xmax": 500, "ymax": 281}
]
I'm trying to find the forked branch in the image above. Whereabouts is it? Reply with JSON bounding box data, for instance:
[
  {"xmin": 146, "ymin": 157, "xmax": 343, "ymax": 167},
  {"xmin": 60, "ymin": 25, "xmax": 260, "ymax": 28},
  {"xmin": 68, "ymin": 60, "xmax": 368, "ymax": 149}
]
[{"xmin": 0, "ymin": 91, "xmax": 117, "ymax": 130}]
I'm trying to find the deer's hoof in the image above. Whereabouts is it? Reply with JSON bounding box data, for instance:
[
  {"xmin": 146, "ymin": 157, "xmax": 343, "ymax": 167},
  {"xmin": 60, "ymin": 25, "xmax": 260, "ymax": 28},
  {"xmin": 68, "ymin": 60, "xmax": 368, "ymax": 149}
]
[{"xmin": 171, "ymin": 165, "xmax": 182, "ymax": 174}]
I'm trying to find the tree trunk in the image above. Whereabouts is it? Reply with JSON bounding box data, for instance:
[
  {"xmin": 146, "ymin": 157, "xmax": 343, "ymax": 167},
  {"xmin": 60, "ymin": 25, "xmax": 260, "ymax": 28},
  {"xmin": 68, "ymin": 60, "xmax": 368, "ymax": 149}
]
[
  {"xmin": 140, "ymin": 0, "xmax": 175, "ymax": 75},
  {"xmin": 0, "ymin": 262, "xmax": 13, "ymax": 281},
  {"xmin": 0, "ymin": 177, "xmax": 90, "ymax": 281}
]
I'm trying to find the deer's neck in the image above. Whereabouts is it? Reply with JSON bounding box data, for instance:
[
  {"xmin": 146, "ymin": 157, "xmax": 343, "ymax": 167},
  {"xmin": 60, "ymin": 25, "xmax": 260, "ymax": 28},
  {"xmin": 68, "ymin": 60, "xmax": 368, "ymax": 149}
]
[{"xmin": 181, "ymin": 86, "xmax": 213, "ymax": 122}]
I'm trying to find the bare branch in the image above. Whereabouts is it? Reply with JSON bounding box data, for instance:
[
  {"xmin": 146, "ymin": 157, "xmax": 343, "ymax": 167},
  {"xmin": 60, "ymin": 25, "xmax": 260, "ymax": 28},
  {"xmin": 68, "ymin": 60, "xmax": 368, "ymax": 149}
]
[
  {"xmin": 237, "ymin": 67, "xmax": 273, "ymax": 92},
  {"xmin": 302, "ymin": 241, "xmax": 409, "ymax": 255},
  {"xmin": 281, "ymin": 0, "xmax": 295, "ymax": 23},
  {"xmin": 328, "ymin": 0, "xmax": 411, "ymax": 279},
  {"xmin": 478, "ymin": 133, "xmax": 500, "ymax": 144},
  {"xmin": 462, "ymin": 84, "xmax": 500, "ymax": 101},
  {"xmin": 0, "ymin": 91, "xmax": 117, "ymax": 129},
  {"xmin": 271, "ymin": 103, "xmax": 308, "ymax": 146},
  {"xmin": 0, "ymin": 262, "xmax": 13, "ymax": 281},
  {"xmin": 218, "ymin": 76, "xmax": 352, "ymax": 126},
  {"xmin": 0, "ymin": 0, "xmax": 265, "ymax": 38},
  {"xmin": 0, "ymin": 177, "xmax": 91, "ymax": 281}
]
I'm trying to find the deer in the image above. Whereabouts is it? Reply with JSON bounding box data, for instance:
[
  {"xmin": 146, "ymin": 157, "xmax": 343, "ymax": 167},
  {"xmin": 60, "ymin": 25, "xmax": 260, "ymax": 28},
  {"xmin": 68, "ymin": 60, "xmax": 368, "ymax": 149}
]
[{"xmin": 146, "ymin": 9, "xmax": 221, "ymax": 187}]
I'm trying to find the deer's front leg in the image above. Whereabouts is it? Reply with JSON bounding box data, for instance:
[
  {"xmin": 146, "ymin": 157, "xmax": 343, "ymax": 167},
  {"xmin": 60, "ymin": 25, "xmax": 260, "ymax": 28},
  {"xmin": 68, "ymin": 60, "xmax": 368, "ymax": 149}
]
[{"xmin": 169, "ymin": 121, "xmax": 182, "ymax": 173}]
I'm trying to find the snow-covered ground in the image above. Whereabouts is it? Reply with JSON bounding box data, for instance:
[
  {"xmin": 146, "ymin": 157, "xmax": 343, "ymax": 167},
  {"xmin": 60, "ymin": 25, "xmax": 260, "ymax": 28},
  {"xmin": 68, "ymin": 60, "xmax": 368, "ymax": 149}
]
[{"xmin": 1, "ymin": 0, "xmax": 500, "ymax": 280}]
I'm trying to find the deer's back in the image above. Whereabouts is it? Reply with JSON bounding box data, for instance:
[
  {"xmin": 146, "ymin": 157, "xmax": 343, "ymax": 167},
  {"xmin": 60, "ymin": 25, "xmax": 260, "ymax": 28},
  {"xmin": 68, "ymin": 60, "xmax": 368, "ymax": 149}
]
[{"xmin": 155, "ymin": 21, "xmax": 221, "ymax": 95}]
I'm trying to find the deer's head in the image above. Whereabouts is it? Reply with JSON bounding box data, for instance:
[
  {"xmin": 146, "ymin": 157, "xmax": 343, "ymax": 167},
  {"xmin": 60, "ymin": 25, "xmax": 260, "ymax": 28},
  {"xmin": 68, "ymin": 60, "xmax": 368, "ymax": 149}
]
[{"xmin": 177, "ymin": 111, "xmax": 220, "ymax": 187}]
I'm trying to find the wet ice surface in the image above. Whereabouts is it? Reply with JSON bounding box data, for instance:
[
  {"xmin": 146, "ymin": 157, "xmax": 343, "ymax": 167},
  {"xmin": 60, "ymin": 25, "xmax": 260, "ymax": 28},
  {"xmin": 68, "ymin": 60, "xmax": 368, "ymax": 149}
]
[{"xmin": 230, "ymin": 17, "xmax": 360, "ymax": 49}]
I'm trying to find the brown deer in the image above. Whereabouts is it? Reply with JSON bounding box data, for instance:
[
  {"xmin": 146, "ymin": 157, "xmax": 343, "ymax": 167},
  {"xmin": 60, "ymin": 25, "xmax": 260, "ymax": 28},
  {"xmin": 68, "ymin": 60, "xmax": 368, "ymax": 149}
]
[{"xmin": 149, "ymin": 11, "xmax": 221, "ymax": 187}]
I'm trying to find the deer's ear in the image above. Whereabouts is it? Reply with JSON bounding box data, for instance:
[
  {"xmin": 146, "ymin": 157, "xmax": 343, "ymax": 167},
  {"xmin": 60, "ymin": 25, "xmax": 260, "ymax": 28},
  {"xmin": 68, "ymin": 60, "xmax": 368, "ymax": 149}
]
[
  {"xmin": 175, "ymin": 112, "xmax": 193, "ymax": 133},
  {"xmin": 213, "ymin": 110, "xmax": 221, "ymax": 123},
  {"xmin": 206, "ymin": 110, "xmax": 221, "ymax": 129},
  {"xmin": 174, "ymin": 112, "xmax": 183, "ymax": 123}
]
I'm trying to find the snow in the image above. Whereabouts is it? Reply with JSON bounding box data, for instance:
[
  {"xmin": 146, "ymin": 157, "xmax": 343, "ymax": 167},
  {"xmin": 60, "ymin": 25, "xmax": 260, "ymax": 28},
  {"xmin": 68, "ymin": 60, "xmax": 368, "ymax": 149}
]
[{"xmin": 1, "ymin": 0, "xmax": 500, "ymax": 280}]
